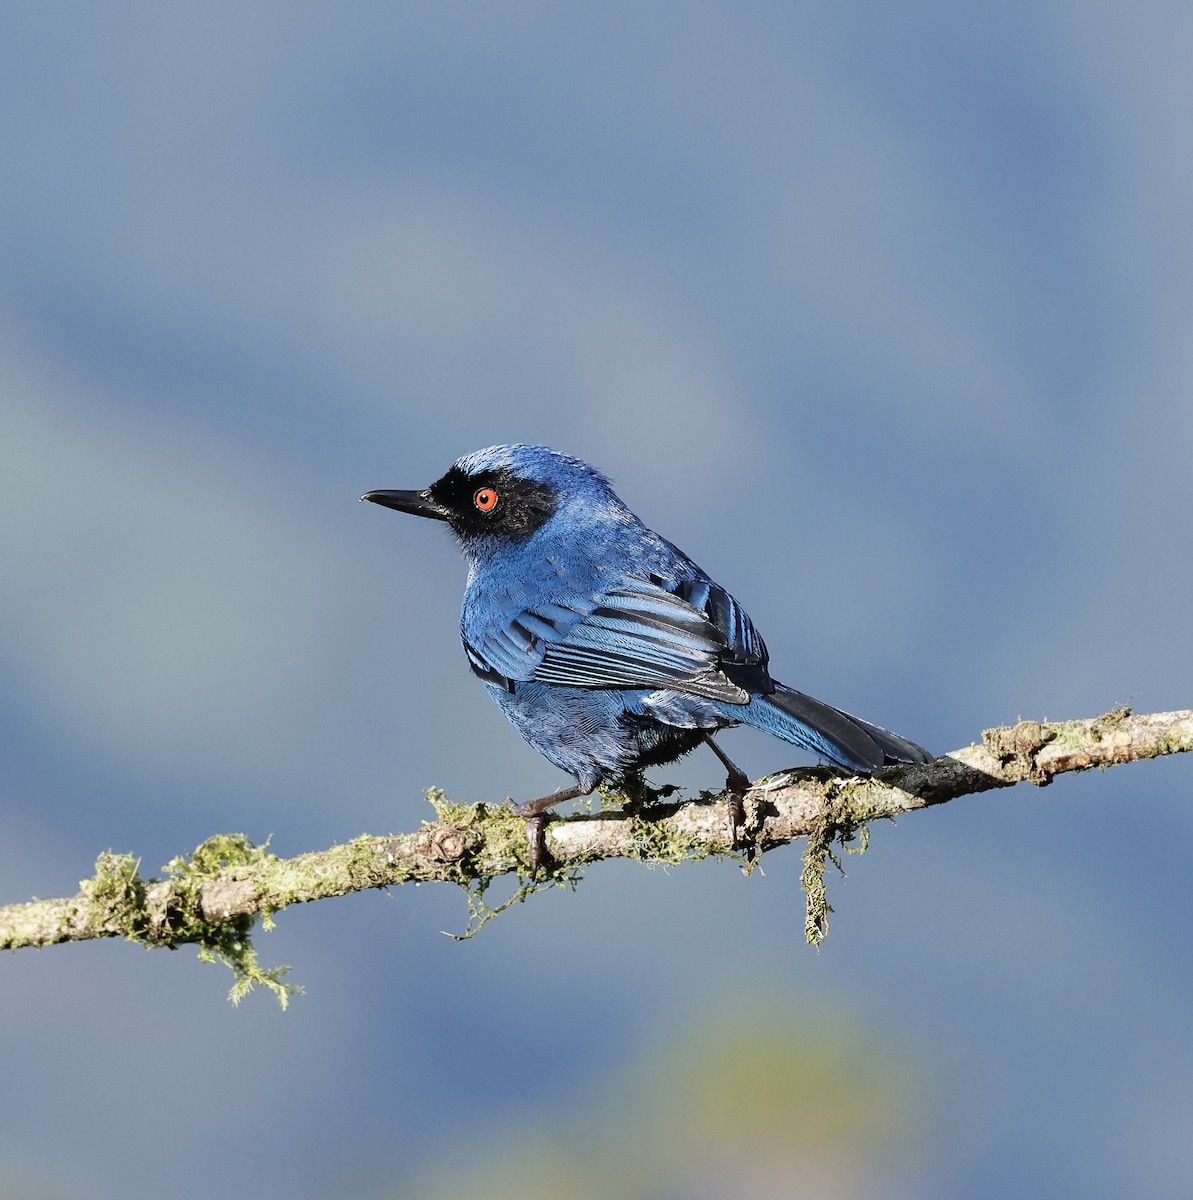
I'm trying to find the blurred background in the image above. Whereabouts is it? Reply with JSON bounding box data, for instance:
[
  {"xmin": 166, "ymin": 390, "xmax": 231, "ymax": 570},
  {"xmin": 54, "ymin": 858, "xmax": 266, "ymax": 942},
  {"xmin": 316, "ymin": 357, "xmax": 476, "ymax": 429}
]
[{"xmin": 2, "ymin": 3, "xmax": 1191, "ymax": 1197}]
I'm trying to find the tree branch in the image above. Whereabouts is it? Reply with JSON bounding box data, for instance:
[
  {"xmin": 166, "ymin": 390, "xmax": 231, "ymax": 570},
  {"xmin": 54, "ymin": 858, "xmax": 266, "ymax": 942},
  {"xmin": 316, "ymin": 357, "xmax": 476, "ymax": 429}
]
[{"xmin": 2, "ymin": 708, "xmax": 1188, "ymax": 996}]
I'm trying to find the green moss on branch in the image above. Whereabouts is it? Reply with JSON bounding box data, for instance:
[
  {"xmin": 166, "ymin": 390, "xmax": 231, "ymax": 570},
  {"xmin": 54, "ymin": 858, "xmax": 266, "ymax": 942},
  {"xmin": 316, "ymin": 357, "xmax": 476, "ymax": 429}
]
[{"xmin": 0, "ymin": 708, "xmax": 1188, "ymax": 999}]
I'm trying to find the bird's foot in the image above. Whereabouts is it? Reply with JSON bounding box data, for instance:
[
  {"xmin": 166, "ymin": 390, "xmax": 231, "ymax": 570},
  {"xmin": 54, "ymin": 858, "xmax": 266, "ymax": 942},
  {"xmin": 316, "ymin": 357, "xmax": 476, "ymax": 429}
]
[
  {"xmin": 702, "ymin": 735, "xmax": 757, "ymax": 858},
  {"xmin": 507, "ymin": 809, "xmax": 549, "ymax": 875},
  {"xmin": 725, "ymin": 789, "xmax": 746, "ymax": 849},
  {"xmin": 725, "ymin": 775, "xmax": 764, "ymax": 861},
  {"xmin": 508, "ymin": 783, "xmax": 588, "ymax": 875}
]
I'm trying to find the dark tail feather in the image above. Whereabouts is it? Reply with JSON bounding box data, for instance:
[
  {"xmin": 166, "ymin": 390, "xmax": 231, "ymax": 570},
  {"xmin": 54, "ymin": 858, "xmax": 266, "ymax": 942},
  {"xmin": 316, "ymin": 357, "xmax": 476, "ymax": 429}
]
[{"xmin": 755, "ymin": 682, "xmax": 932, "ymax": 773}]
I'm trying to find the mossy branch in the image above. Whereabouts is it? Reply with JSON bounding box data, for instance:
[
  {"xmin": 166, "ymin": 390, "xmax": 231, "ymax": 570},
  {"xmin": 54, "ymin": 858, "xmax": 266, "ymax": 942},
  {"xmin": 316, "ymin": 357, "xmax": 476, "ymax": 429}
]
[{"xmin": 2, "ymin": 707, "xmax": 1189, "ymax": 1000}]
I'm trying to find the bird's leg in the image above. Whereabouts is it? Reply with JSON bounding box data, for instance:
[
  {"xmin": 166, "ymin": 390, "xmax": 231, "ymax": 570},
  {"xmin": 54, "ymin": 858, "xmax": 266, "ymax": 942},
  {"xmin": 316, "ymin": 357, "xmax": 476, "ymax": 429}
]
[
  {"xmin": 509, "ymin": 783, "xmax": 589, "ymax": 874},
  {"xmin": 702, "ymin": 734, "xmax": 752, "ymax": 851}
]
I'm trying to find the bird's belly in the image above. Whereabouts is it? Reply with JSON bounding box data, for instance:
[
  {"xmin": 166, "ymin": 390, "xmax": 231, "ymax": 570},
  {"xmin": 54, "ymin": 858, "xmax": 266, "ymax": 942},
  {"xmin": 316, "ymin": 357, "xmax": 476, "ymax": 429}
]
[{"xmin": 487, "ymin": 682, "xmax": 715, "ymax": 787}]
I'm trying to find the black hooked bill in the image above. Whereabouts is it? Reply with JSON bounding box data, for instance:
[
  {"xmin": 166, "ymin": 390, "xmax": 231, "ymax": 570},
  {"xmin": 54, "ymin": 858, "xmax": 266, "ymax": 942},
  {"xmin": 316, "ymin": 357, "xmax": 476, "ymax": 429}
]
[{"xmin": 361, "ymin": 490, "xmax": 449, "ymax": 521}]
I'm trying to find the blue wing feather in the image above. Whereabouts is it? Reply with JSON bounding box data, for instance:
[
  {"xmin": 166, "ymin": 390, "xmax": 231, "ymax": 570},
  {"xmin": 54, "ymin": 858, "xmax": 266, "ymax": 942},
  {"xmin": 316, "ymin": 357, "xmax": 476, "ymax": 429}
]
[{"xmin": 463, "ymin": 574, "xmax": 771, "ymax": 704}]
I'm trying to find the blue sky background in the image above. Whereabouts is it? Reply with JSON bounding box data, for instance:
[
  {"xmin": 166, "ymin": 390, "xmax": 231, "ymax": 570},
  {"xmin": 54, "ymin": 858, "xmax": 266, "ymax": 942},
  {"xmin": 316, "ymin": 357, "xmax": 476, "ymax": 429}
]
[{"xmin": 2, "ymin": 4, "xmax": 1191, "ymax": 1197}]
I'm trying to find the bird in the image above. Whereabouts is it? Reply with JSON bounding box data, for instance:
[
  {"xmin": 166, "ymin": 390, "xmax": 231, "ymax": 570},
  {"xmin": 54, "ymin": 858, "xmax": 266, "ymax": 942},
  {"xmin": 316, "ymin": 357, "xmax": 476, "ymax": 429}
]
[{"xmin": 363, "ymin": 444, "xmax": 930, "ymax": 868}]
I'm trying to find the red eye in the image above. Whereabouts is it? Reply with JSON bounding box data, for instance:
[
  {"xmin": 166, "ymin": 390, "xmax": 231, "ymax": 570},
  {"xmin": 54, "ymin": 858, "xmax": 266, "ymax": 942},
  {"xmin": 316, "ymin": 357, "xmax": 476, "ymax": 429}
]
[{"xmin": 473, "ymin": 487, "xmax": 499, "ymax": 512}]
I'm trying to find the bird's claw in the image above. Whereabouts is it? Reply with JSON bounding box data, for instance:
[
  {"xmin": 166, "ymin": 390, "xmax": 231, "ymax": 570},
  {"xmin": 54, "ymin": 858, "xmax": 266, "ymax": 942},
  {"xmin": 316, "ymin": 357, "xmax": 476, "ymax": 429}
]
[
  {"xmin": 722, "ymin": 770, "xmax": 761, "ymax": 863},
  {"xmin": 507, "ymin": 802, "xmax": 551, "ymax": 875},
  {"xmin": 701, "ymin": 732, "xmax": 754, "ymax": 855},
  {"xmin": 726, "ymin": 789, "xmax": 745, "ymax": 849},
  {"xmin": 506, "ymin": 783, "xmax": 587, "ymax": 875}
]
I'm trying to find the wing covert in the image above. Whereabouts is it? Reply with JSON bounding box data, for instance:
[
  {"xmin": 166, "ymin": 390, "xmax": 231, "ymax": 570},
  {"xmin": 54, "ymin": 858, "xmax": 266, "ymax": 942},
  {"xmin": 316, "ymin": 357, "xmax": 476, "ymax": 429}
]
[{"xmin": 463, "ymin": 576, "xmax": 771, "ymax": 703}]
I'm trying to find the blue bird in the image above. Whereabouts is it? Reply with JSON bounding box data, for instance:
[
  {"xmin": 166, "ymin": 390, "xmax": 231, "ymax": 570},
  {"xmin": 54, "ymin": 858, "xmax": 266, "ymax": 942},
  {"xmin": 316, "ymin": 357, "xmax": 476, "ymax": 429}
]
[{"xmin": 364, "ymin": 444, "xmax": 930, "ymax": 864}]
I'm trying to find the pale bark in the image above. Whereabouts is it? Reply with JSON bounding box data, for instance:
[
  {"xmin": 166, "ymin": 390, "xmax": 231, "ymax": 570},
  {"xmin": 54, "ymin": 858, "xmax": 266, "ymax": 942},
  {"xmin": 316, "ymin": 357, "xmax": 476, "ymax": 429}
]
[{"xmin": 1, "ymin": 708, "xmax": 1188, "ymax": 971}]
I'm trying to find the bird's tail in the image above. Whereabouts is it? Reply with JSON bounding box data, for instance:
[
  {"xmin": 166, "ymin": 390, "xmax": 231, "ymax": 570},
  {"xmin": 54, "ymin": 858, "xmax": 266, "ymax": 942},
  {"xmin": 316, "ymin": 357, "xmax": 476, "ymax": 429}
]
[{"xmin": 749, "ymin": 682, "xmax": 932, "ymax": 773}]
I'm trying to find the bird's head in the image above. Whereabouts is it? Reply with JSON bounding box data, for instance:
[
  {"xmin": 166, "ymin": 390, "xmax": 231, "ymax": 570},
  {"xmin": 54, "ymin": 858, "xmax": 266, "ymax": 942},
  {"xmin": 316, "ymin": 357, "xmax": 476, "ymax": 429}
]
[{"xmin": 363, "ymin": 444, "xmax": 624, "ymax": 559}]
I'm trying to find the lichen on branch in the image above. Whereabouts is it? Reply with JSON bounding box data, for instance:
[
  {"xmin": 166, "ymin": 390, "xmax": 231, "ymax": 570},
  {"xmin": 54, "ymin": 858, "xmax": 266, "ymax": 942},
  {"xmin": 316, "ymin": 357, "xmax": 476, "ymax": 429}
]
[{"xmin": 1, "ymin": 708, "xmax": 1189, "ymax": 1003}]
